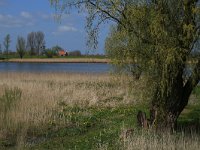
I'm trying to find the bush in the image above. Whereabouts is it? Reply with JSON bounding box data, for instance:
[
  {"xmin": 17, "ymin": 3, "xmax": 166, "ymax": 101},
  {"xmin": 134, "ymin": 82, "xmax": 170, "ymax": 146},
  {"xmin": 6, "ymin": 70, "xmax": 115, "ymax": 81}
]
[
  {"xmin": 44, "ymin": 49, "xmax": 57, "ymax": 58},
  {"xmin": 0, "ymin": 87, "xmax": 22, "ymax": 113},
  {"xmin": 68, "ymin": 50, "xmax": 81, "ymax": 56},
  {"xmin": 0, "ymin": 87, "xmax": 22, "ymax": 125}
]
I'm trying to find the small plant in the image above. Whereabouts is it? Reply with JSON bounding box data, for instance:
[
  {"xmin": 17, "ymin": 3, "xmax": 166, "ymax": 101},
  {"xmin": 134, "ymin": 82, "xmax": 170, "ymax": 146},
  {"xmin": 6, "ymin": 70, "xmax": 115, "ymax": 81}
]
[
  {"xmin": 0, "ymin": 87, "xmax": 22, "ymax": 116},
  {"xmin": 0, "ymin": 87, "xmax": 23, "ymax": 148}
]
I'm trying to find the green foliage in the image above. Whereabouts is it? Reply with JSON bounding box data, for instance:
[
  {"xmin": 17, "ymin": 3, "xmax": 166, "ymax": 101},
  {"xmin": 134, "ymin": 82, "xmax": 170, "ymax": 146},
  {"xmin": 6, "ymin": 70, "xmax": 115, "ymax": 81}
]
[
  {"xmin": 68, "ymin": 50, "xmax": 82, "ymax": 56},
  {"xmin": 104, "ymin": 0, "xmax": 200, "ymax": 127},
  {"xmin": 51, "ymin": 45, "xmax": 63, "ymax": 53},
  {"xmin": 44, "ymin": 49, "xmax": 57, "ymax": 58}
]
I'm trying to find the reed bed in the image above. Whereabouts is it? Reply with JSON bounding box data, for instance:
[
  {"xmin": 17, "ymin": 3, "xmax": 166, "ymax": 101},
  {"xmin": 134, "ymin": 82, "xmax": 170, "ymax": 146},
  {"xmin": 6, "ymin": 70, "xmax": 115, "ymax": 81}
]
[
  {"xmin": 120, "ymin": 130, "xmax": 200, "ymax": 150},
  {"xmin": 0, "ymin": 72, "xmax": 137, "ymax": 146}
]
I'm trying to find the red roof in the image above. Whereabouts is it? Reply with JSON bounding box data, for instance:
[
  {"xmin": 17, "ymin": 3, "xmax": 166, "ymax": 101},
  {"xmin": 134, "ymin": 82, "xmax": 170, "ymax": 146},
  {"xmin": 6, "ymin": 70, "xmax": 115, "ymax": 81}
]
[{"xmin": 59, "ymin": 50, "xmax": 66, "ymax": 56}]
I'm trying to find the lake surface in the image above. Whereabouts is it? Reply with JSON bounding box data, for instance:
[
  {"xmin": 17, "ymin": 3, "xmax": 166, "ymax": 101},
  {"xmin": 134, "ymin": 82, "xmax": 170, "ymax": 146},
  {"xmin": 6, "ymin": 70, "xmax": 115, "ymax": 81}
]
[{"xmin": 0, "ymin": 62, "xmax": 112, "ymax": 73}]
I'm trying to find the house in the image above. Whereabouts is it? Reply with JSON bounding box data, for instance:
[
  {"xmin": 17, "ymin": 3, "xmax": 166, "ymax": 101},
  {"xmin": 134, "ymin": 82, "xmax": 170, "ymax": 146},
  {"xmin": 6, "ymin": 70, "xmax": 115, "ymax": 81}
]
[{"xmin": 58, "ymin": 50, "xmax": 68, "ymax": 56}]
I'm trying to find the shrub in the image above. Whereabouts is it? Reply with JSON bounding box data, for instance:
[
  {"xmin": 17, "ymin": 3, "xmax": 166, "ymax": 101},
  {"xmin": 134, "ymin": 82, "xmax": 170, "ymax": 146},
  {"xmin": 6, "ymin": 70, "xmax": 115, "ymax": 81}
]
[
  {"xmin": 0, "ymin": 87, "xmax": 22, "ymax": 113},
  {"xmin": 44, "ymin": 49, "xmax": 56, "ymax": 58},
  {"xmin": 68, "ymin": 50, "xmax": 81, "ymax": 56}
]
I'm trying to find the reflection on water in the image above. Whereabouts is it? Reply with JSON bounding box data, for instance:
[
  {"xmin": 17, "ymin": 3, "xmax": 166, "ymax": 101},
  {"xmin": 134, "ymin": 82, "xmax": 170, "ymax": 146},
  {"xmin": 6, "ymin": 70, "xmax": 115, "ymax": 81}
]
[{"xmin": 0, "ymin": 62, "xmax": 111, "ymax": 73}]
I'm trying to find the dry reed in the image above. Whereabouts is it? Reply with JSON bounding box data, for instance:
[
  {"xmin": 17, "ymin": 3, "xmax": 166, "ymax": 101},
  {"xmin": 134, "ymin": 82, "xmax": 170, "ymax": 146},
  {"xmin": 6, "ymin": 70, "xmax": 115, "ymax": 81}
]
[
  {"xmin": 3, "ymin": 58, "xmax": 110, "ymax": 63},
  {"xmin": 121, "ymin": 130, "xmax": 200, "ymax": 150},
  {"xmin": 1, "ymin": 72, "xmax": 199, "ymax": 149},
  {"xmin": 0, "ymin": 72, "xmax": 135, "ymax": 144}
]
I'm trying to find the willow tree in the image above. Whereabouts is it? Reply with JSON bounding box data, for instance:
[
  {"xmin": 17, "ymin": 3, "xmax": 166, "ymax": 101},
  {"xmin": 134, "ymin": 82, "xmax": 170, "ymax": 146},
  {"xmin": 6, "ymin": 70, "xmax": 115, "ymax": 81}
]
[{"xmin": 50, "ymin": 0, "xmax": 200, "ymax": 130}]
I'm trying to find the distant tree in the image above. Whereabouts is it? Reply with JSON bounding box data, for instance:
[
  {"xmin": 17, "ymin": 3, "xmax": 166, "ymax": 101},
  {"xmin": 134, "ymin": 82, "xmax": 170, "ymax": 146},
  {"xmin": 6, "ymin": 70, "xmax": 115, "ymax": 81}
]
[
  {"xmin": 44, "ymin": 49, "xmax": 56, "ymax": 58},
  {"xmin": 68, "ymin": 50, "xmax": 81, "ymax": 56},
  {"xmin": 35, "ymin": 31, "xmax": 45, "ymax": 56},
  {"xmin": 26, "ymin": 32, "xmax": 36, "ymax": 55},
  {"xmin": 16, "ymin": 36, "xmax": 26, "ymax": 59},
  {"xmin": 3, "ymin": 34, "xmax": 11, "ymax": 58},
  {"xmin": 26, "ymin": 31, "xmax": 45, "ymax": 56}
]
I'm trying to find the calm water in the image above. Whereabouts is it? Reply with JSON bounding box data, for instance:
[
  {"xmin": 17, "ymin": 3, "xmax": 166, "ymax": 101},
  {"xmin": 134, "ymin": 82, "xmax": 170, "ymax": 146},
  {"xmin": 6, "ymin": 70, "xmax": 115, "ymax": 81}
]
[{"xmin": 0, "ymin": 62, "xmax": 112, "ymax": 73}]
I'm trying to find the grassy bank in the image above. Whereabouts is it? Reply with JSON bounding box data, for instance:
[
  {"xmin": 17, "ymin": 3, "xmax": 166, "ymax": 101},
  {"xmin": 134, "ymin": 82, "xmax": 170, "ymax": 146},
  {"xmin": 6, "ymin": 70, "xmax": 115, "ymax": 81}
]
[{"xmin": 0, "ymin": 73, "xmax": 200, "ymax": 149}]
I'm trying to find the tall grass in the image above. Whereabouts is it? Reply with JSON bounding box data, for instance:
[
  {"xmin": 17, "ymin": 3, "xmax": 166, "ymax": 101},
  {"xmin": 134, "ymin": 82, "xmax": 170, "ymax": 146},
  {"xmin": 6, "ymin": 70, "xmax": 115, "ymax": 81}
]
[
  {"xmin": 6, "ymin": 58, "xmax": 110, "ymax": 63},
  {"xmin": 120, "ymin": 130, "xmax": 200, "ymax": 150},
  {"xmin": 0, "ymin": 72, "xmax": 137, "ymax": 147}
]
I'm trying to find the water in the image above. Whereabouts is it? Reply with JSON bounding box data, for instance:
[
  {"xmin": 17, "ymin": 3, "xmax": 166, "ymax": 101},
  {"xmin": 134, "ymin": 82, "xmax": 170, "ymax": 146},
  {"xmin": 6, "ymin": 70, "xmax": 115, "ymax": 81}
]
[{"xmin": 0, "ymin": 62, "xmax": 111, "ymax": 73}]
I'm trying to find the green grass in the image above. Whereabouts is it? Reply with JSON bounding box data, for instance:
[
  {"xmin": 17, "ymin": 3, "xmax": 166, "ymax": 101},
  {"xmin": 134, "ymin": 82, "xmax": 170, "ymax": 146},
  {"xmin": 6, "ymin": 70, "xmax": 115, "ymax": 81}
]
[
  {"xmin": 28, "ymin": 105, "xmax": 140, "ymax": 149},
  {"xmin": 0, "ymin": 104, "xmax": 145, "ymax": 149},
  {"xmin": 192, "ymin": 86, "xmax": 200, "ymax": 99},
  {"xmin": 177, "ymin": 86, "xmax": 200, "ymax": 131},
  {"xmin": 0, "ymin": 54, "xmax": 18, "ymax": 59},
  {"xmin": 178, "ymin": 104, "xmax": 200, "ymax": 132}
]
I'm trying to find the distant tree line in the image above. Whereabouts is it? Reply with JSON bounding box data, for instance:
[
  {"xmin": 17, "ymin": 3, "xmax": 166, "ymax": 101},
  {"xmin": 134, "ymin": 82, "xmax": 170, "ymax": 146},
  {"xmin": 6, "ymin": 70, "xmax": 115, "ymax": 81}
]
[
  {"xmin": 0, "ymin": 32, "xmax": 86, "ymax": 59},
  {"xmin": 0, "ymin": 31, "xmax": 45, "ymax": 59}
]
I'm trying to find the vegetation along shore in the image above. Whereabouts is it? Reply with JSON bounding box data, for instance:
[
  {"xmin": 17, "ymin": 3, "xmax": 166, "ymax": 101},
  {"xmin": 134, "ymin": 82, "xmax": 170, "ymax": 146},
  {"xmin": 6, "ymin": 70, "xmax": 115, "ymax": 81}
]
[{"xmin": 0, "ymin": 58, "xmax": 110, "ymax": 63}]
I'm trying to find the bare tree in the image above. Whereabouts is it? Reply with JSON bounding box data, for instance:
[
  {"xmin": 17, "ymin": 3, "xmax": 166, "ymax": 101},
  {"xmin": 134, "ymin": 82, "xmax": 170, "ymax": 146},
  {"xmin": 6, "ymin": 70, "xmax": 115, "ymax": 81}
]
[
  {"xmin": 16, "ymin": 36, "xmax": 26, "ymax": 59},
  {"xmin": 35, "ymin": 31, "xmax": 45, "ymax": 56},
  {"xmin": 3, "ymin": 34, "xmax": 11, "ymax": 58},
  {"xmin": 26, "ymin": 31, "xmax": 45, "ymax": 56},
  {"xmin": 26, "ymin": 32, "xmax": 36, "ymax": 56}
]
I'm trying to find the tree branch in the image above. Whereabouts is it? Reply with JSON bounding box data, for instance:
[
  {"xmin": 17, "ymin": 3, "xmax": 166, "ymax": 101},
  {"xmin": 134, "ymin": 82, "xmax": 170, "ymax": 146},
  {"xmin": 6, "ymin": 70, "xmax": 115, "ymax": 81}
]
[{"xmin": 87, "ymin": 1, "xmax": 125, "ymax": 27}]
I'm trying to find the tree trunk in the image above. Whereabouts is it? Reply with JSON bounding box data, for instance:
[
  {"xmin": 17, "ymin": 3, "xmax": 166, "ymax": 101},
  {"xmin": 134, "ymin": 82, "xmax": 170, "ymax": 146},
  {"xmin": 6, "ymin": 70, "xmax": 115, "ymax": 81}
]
[
  {"xmin": 137, "ymin": 68, "xmax": 195, "ymax": 131},
  {"xmin": 149, "ymin": 106, "xmax": 179, "ymax": 131},
  {"xmin": 148, "ymin": 92, "xmax": 191, "ymax": 131}
]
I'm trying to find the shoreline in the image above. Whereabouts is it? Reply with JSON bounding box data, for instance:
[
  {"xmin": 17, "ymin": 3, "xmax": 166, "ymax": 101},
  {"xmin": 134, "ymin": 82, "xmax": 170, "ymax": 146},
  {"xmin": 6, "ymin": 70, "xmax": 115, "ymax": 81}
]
[{"xmin": 0, "ymin": 58, "xmax": 110, "ymax": 63}]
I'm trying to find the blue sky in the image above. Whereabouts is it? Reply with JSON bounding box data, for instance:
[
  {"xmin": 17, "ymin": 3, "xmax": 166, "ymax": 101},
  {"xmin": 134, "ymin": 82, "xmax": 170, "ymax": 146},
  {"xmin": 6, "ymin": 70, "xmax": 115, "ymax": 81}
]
[{"xmin": 0, "ymin": 0, "xmax": 110, "ymax": 54}]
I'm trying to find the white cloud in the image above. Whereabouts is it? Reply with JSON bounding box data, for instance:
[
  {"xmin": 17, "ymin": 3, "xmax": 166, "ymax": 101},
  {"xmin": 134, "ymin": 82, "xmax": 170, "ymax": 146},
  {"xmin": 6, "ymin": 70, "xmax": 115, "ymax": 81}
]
[
  {"xmin": 41, "ymin": 14, "xmax": 51, "ymax": 19},
  {"xmin": 52, "ymin": 25, "xmax": 78, "ymax": 35},
  {"xmin": 0, "ymin": 11, "xmax": 66, "ymax": 29},
  {"xmin": 20, "ymin": 11, "xmax": 32, "ymax": 19},
  {"xmin": 58, "ymin": 25, "xmax": 78, "ymax": 32},
  {"xmin": 0, "ymin": 13, "xmax": 35, "ymax": 28},
  {"xmin": 37, "ymin": 12, "xmax": 53, "ymax": 20}
]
